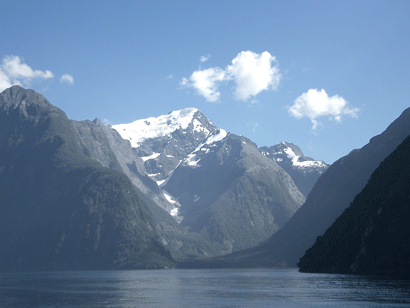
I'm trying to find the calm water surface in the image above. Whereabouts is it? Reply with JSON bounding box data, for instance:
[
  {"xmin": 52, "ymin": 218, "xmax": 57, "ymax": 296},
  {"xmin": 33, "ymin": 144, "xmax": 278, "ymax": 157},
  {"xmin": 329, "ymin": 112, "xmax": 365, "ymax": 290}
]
[{"xmin": 0, "ymin": 268, "xmax": 409, "ymax": 307}]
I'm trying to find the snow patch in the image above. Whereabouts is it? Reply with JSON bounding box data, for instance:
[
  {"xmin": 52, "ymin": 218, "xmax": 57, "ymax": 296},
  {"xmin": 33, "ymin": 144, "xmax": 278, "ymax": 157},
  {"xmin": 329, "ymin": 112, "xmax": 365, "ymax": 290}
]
[
  {"xmin": 157, "ymin": 160, "xmax": 183, "ymax": 187},
  {"xmin": 162, "ymin": 190, "xmax": 177, "ymax": 204},
  {"xmin": 156, "ymin": 179, "xmax": 166, "ymax": 186},
  {"xmin": 112, "ymin": 108, "xmax": 198, "ymax": 148},
  {"xmin": 181, "ymin": 129, "xmax": 228, "ymax": 168},
  {"xmin": 193, "ymin": 118, "xmax": 210, "ymax": 134},
  {"xmin": 205, "ymin": 129, "xmax": 227, "ymax": 145},
  {"xmin": 185, "ymin": 153, "xmax": 201, "ymax": 167},
  {"xmin": 283, "ymin": 147, "xmax": 327, "ymax": 169},
  {"xmin": 140, "ymin": 152, "xmax": 161, "ymax": 162},
  {"xmin": 170, "ymin": 207, "xmax": 179, "ymax": 217}
]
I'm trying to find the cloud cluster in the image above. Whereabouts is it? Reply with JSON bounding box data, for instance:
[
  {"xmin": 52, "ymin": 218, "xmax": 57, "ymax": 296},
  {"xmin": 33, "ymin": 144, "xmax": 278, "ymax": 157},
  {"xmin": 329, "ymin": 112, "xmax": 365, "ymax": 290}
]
[
  {"xmin": 60, "ymin": 74, "xmax": 74, "ymax": 85},
  {"xmin": 181, "ymin": 67, "xmax": 226, "ymax": 102},
  {"xmin": 288, "ymin": 89, "xmax": 359, "ymax": 130},
  {"xmin": 0, "ymin": 55, "xmax": 54, "ymax": 92},
  {"xmin": 0, "ymin": 55, "xmax": 74, "ymax": 92},
  {"xmin": 182, "ymin": 51, "xmax": 281, "ymax": 102}
]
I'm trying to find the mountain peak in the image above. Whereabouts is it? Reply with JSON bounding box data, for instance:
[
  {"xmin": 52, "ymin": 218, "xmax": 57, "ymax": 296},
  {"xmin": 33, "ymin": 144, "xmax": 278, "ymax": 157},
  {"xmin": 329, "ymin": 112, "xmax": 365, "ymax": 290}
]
[
  {"xmin": 261, "ymin": 142, "xmax": 327, "ymax": 169},
  {"xmin": 260, "ymin": 142, "xmax": 329, "ymax": 197},
  {"xmin": 0, "ymin": 85, "xmax": 52, "ymax": 109},
  {"xmin": 112, "ymin": 107, "xmax": 213, "ymax": 148}
]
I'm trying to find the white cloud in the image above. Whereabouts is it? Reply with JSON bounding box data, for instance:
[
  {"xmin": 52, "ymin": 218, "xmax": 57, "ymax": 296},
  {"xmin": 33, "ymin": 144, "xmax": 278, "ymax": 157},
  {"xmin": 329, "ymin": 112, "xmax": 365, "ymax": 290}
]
[
  {"xmin": 0, "ymin": 70, "xmax": 13, "ymax": 92},
  {"xmin": 166, "ymin": 74, "xmax": 174, "ymax": 79},
  {"xmin": 288, "ymin": 89, "xmax": 359, "ymax": 130},
  {"xmin": 226, "ymin": 51, "xmax": 281, "ymax": 101},
  {"xmin": 181, "ymin": 51, "xmax": 281, "ymax": 102},
  {"xmin": 2, "ymin": 55, "xmax": 53, "ymax": 79},
  {"xmin": 60, "ymin": 74, "xmax": 74, "ymax": 85},
  {"xmin": 181, "ymin": 67, "xmax": 226, "ymax": 102},
  {"xmin": 200, "ymin": 54, "xmax": 211, "ymax": 62},
  {"xmin": 0, "ymin": 55, "xmax": 54, "ymax": 92}
]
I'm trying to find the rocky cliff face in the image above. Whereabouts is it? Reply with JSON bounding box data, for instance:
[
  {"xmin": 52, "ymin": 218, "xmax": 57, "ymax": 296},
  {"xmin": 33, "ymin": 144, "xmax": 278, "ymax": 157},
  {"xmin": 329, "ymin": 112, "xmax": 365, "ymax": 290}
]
[{"xmin": 0, "ymin": 86, "xmax": 175, "ymax": 271}]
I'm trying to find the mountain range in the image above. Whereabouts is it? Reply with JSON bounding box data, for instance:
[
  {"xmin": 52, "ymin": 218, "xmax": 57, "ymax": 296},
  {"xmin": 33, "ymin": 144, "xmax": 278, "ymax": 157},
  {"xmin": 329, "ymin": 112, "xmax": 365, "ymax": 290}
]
[
  {"xmin": 0, "ymin": 86, "xmax": 328, "ymax": 268},
  {"xmin": 4, "ymin": 85, "xmax": 409, "ymax": 275}
]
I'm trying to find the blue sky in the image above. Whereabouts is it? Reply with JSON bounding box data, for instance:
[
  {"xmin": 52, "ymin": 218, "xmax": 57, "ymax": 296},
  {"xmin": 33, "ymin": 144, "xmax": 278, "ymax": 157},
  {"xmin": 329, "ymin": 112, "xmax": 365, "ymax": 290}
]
[{"xmin": 1, "ymin": 1, "xmax": 409, "ymax": 164}]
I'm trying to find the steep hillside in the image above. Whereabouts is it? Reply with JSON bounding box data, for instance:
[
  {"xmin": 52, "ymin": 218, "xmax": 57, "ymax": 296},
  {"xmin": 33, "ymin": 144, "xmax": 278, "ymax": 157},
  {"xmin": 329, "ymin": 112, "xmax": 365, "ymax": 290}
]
[
  {"xmin": 0, "ymin": 86, "xmax": 175, "ymax": 271},
  {"xmin": 298, "ymin": 135, "xmax": 410, "ymax": 277}
]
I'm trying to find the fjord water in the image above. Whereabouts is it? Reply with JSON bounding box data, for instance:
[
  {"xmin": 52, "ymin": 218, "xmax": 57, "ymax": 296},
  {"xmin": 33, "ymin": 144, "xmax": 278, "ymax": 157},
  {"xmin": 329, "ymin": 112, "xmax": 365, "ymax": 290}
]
[{"xmin": 1, "ymin": 269, "xmax": 409, "ymax": 307}]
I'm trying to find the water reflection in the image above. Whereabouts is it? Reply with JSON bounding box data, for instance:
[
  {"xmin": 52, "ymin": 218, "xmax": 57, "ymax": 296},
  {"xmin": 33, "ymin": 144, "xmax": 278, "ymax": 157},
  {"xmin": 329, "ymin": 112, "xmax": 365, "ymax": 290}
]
[{"xmin": 0, "ymin": 269, "xmax": 409, "ymax": 307}]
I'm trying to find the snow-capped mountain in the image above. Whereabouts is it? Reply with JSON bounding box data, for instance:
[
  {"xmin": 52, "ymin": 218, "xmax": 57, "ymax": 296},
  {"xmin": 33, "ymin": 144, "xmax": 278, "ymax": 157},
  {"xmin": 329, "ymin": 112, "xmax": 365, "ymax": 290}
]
[
  {"xmin": 111, "ymin": 108, "xmax": 306, "ymax": 256},
  {"xmin": 113, "ymin": 108, "xmax": 217, "ymax": 183},
  {"xmin": 260, "ymin": 142, "xmax": 328, "ymax": 197}
]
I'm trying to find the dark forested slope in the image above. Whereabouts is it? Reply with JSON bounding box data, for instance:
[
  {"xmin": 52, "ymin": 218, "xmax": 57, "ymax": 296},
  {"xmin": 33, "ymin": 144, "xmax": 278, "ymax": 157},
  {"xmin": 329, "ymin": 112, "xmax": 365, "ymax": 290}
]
[{"xmin": 298, "ymin": 135, "xmax": 410, "ymax": 277}]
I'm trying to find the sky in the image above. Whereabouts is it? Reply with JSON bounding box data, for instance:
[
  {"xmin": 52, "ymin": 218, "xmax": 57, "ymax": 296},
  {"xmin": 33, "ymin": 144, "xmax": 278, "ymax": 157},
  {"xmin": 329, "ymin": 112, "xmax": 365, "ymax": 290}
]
[{"xmin": 1, "ymin": 0, "xmax": 409, "ymax": 164}]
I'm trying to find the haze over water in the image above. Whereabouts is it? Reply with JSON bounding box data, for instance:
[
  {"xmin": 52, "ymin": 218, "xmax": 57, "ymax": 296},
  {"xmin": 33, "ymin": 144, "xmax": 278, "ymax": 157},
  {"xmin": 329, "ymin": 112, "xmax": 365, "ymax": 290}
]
[{"xmin": 1, "ymin": 268, "xmax": 409, "ymax": 307}]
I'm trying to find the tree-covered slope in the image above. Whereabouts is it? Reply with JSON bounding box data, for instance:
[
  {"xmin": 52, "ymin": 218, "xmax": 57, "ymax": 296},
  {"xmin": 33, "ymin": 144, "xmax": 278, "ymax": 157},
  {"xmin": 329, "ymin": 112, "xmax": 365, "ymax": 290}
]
[
  {"xmin": 298, "ymin": 135, "xmax": 410, "ymax": 277},
  {"xmin": 0, "ymin": 86, "xmax": 174, "ymax": 271}
]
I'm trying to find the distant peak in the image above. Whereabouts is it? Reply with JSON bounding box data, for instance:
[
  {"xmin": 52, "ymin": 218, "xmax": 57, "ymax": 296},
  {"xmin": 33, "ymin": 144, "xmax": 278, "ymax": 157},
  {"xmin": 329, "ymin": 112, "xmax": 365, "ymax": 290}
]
[{"xmin": 273, "ymin": 142, "xmax": 304, "ymax": 157}]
